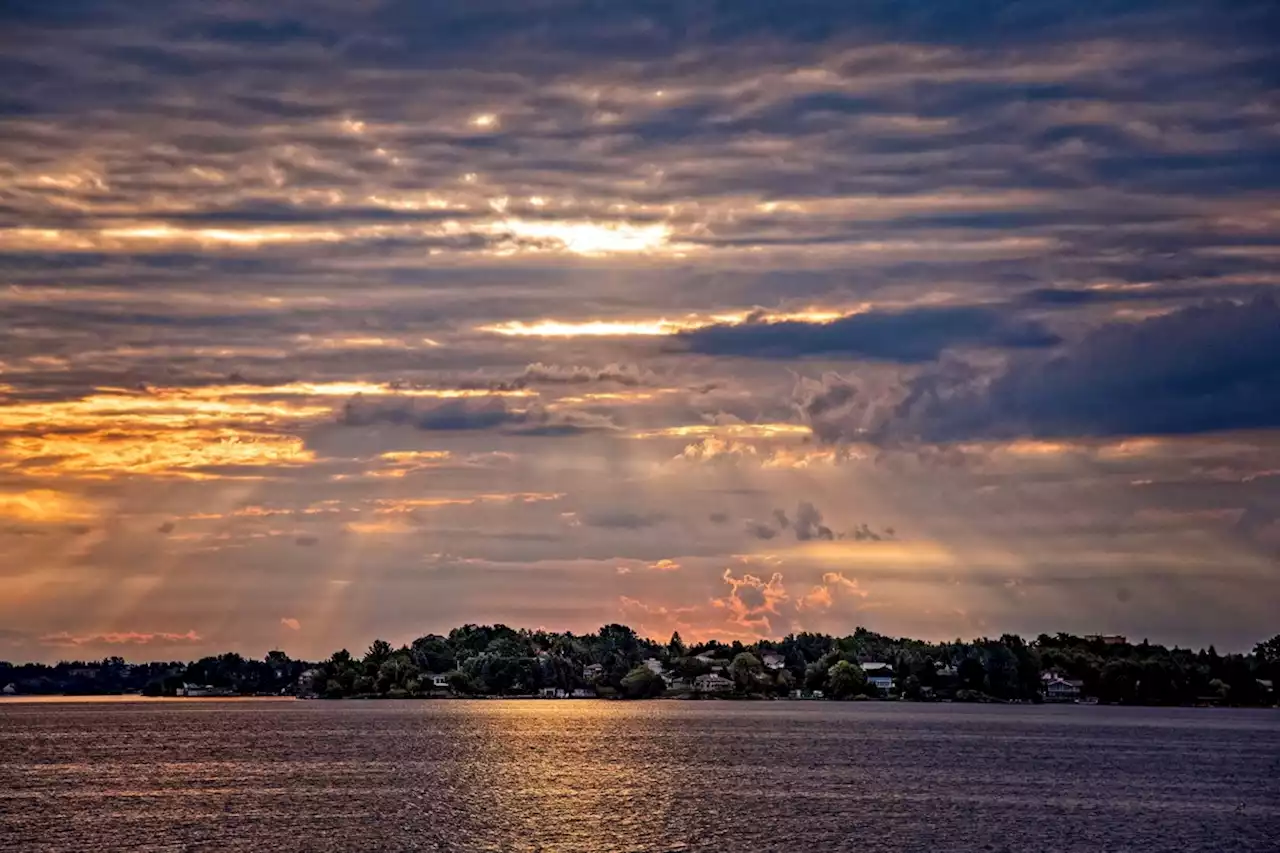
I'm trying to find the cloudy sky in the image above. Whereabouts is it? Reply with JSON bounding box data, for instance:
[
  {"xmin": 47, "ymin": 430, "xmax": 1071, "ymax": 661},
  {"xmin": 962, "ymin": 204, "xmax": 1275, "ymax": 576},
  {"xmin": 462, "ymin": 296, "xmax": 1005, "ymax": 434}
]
[{"xmin": 2, "ymin": 1, "xmax": 1278, "ymax": 662}]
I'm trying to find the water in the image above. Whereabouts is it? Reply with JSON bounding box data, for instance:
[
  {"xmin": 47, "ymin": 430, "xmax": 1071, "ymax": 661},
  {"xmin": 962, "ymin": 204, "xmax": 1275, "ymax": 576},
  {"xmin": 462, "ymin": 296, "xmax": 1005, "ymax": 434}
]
[{"xmin": 1, "ymin": 699, "xmax": 1277, "ymax": 852}]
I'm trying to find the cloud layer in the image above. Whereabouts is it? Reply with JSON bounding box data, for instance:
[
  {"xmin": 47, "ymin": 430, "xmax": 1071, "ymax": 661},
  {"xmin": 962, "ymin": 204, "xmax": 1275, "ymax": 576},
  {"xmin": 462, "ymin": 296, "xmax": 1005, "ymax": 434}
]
[{"xmin": 0, "ymin": 1, "xmax": 1277, "ymax": 661}]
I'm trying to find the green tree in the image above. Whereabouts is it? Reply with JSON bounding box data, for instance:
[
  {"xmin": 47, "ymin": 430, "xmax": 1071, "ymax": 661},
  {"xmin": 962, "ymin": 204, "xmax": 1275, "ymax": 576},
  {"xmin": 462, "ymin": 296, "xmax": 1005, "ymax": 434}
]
[
  {"xmin": 827, "ymin": 660, "xmax": 867, "ymax": 699},
  {"xmin": 410, "ymin": 635, "xmax": 456, "ymax": 674},
  {"xmin": 803, "ymin": 661, "xmax": 829, "ymax": 692},
  {"xmin": 446, "ymin": 671, "xmax": 474, "ymax": 694},
  {"xmin": 958, "ymin": 656, "xmax": 986, "ymax": 693},
  {"xmin": 621, "ymin": 665, "xmax": 665, "ymax": 698},
  {"xmin": 729, "ymin": 653, "xmax": 763, "ymax": 691},
  {"xmin": 667, "ymin": 631, "xmax": 686, "ymax": 660},
  {"xmin": 364, "ymin": 639, "xmax": 393, "ymax": 668}
]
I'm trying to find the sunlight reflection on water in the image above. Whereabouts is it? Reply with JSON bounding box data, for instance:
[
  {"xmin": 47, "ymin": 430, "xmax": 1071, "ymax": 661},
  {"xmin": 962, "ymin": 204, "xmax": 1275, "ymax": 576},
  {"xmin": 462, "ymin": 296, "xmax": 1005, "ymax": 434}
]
[{"xmin": 1, "ymin": 700, "xmax": 1277, "ymax": 852}]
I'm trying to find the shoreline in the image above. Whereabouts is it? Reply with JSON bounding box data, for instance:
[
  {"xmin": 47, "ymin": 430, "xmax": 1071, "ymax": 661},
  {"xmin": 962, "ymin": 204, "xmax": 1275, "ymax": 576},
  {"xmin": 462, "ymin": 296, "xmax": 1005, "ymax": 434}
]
[{"xmin": 2, "ymin": 693, "xmax": 1273, "ymax": 709}]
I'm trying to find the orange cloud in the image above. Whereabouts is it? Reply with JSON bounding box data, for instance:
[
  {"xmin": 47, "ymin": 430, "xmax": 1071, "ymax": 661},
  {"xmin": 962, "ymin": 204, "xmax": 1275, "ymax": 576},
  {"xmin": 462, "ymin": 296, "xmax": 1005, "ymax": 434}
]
[
  {"xmin": 280, "ymin": 617, "xmax": 301, "ymax": 631},
  {"xmin": 711, "ymin": 568, "xmax": 789, "ymax": 634},
  {"xmin": 0, "ymin": 489, "xmax": 95, "ymax": 523},
  {"xmin": 798, "ymin": 571, "xmax": 869, "ymax": 610},
  {"xmin": 40, "ymin": 630, "xmax": 202, "ymax": 647}
]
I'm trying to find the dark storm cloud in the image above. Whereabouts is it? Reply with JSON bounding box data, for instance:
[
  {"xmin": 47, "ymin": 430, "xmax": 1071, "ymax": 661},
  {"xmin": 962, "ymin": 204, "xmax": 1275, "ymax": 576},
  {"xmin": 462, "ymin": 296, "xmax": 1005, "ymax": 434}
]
[
  {"xmin": 793, "ymin": 501, "xmax": 835, "ymax": 541},
  {"xmin": 678, "ymin": 305, "xmax": 1060, "ymax": 362},
  {"xmin": 744, "ymin": 502, "xmax": 894, "ymax": 542},
  {"xmin": 910, "ymin": 297, "xmax": 1280, "ymax": 440},
  {"xmin": 805, "ymin": 297, "xmax": 1280, "ymax": 443}
]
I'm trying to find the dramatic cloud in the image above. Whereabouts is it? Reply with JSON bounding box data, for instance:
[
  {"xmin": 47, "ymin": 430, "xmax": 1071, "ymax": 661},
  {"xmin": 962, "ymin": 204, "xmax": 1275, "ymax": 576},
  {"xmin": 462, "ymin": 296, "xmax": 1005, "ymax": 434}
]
[
  {"xmin": 1, "ymin": 1, "xmax": 1277, "ymax": 661},
  {"xmin": 712, "ymin": 569, "xmax": 789, "ymax": 634},
  {"xmin": 677, "ymin": 305, "xmax": 1060, "ymax": 362},
  {"xmin": 481, "ymin": 363, "xmax": 653, "ymax": 390},
  {"xmin": 745, "ymin": 502, "xmax": 894, "ymax": 542},
  {"xmin": 39, "ymin": 630, "xmax": 204, "ymax": 648},
  {"xmin": 339, "ymin": 395, "xmax": 617, "ymax": 436},
  {"xmin": 856, "ymin": 298, "xmax": 1280, "ymax": 442},
  {"xmin": 798, "ymin": 572, "xmax": 868, "ymax": 611}
]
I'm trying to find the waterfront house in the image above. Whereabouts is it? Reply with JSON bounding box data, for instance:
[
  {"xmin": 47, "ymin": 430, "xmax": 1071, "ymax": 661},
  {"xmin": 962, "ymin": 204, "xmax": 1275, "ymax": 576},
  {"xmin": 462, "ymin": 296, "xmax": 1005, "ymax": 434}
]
[
  {"xmin": 695, "ymin": 652, "xmax": 728, "ymax": 673},
  {"xmin": 762, "ymin": 653, "xmax": 786, "ymax": 670},
  {"xmin": 430, "ymin": 674, "xmax": 450, "ymax": 689},
  {"xmin": 643, "ymin": 658, "xmax": 665, "ymax": 676},
  {"xmin": 296, "ymin": 668, "xmax": 324, "ymax": 695},
  {"xmin": 583, "ymin": 663, "xmax": 605, "ymax": 680},
  {"xmin": 570, "ymin": 687, "xmax": 595, "ymax": 698},
  {"xmin": 862, "ymin": 662, "xmax": 895, "ymax": 693},
  {"xmin": 1085, "ymin": 634, "xmax": 1127, "ymax": 646},
  {"xmin": 179, "ymin": 683, "xmax": 233, "ymax": 697},
  {"xmin": 694, "ymin": 673, "xmax": 733, "ymax": 693},
  {"xmin": 1044, "ymin": 676, "xmax": 1082, "ymax": 702},
  {"xmin": 2, "ymin": 683, "xmax": 15, "ymax": 695}
]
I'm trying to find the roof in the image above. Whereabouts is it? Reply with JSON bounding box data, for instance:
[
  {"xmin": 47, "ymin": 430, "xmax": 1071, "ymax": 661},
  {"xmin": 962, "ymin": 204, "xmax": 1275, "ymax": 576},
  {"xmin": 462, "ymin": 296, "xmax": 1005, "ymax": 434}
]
[{"xmin": 861, "ymin": 662, "xmax": 893, "ymax": 672}]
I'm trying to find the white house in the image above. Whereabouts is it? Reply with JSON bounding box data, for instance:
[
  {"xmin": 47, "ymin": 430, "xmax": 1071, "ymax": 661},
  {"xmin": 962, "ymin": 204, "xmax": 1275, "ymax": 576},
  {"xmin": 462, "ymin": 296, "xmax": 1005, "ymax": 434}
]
[
  {"xmin": 762, "ymin": 653, "xmax": 786, "ymax": 670},
  {"xmin": 570, "ymin": 687, "xmax": 595, "ymax": 698},
  {"xmin": 861, "ymin": 662, "xmax": 895, "ymax": 692},
  {"xmin": 2, "ymin": 683, "xmax": 16, "ymax": 695},
  {"xmin": 430, "ymin": 673, "xmax": 450, "ymax": 689},
  {"xmin": 1044, "ymin": 677, "xmax": 1081, "ymax": 702},
  {"xmin": 643, "ymin": 658, "xmax": 665, "ymax": 676},
  {"xmin": 694, "ymin": 673, "xmax": 734, "ymax": 693},
  {"xmin": 583, "ymin": 663, "xmax": 605, "ymax": 680}
]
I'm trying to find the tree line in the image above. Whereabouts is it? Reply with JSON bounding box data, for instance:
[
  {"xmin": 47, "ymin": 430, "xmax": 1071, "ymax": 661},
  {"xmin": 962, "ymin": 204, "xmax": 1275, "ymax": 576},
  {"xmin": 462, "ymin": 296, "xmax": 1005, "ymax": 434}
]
[{"xmin": 5, "ymin": 627, "xmax": 1277, "ymax": 706}]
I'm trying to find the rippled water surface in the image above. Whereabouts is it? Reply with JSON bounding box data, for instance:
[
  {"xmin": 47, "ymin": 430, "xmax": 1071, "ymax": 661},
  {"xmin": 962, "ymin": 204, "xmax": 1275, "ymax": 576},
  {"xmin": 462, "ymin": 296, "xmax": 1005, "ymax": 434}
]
[{"xmin": 2, "ymin": 699, "xmax": 1277, "ymax": 852}]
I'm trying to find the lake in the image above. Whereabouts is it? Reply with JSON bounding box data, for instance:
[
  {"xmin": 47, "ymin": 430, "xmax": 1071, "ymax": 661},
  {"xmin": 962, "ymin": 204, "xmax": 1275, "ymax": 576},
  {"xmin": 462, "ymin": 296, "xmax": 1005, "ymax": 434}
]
[{"xmin": 1, "ymin": 699, "xmax": 1277, "ymax": 852}]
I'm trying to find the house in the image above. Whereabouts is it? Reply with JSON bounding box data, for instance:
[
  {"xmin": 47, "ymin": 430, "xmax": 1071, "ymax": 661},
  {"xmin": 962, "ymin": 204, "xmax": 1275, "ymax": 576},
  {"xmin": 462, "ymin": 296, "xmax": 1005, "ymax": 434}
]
[
  {"xmin": 694, "ymin": 673, "xmax": 733, "ymax": 693},
  {"xmin": 539, "ymin": 687, "xmax": 568, "ymax": 698},
  {"xmin": 179, "ymin": 684, "xmax": 234, "ymax": 697},
  {"xmin": 2, "ymin": 683, "xmax": 16, "ymax": 695},
  {"xmin": 430, "ymin": 674, "xmax": 450, "ymax": 689},
  {"xmin": 695, "ymin": 652, "xmax": 727, "ymax": 673},
  {"xmin": 762, "ymin": 653, "xmax": 786, "ymax": 670},
  {"xmin": 643, "ymin": 658, "xmax": 665, "ymax": 676},
  {"xmin": 583, "ymin": 663, "xmax": 605, "ymax": 680},
  {"xmin": 1085, "ymin": 634, "xmax": 1127, "ymax": 646},
  {"xmin": 296, "ymin": 668, "xmax": 324, "ymax": 695},
  {"xmin": 1044, "ymin": 677, "xmax": 1082, "ymax": 702},
  {"xmin": 570, "ymin": 687, "xmax": 595, "ymax": 698},
  {"xmin": 862, "ymin": 662, "xmax": 895, "ymax": 693}
]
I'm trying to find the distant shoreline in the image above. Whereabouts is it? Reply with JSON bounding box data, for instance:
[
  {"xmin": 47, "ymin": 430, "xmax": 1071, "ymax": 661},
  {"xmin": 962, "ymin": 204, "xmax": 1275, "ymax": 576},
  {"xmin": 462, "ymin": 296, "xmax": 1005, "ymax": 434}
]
[{"xmin": 2, "ymin": 694, "xmax": 1273, "ymax": 710}]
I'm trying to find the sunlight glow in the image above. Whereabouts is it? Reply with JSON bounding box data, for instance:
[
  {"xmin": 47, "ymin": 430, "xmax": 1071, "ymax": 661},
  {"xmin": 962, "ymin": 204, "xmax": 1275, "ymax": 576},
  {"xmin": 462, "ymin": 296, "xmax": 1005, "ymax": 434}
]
[
  {"xmin": 632, "ymin": 423, "xmax": 813, "ymax": 439},
  {"xmin": 496, "ymin": 218, "xmax": 671, "ymax": 255},
  {"xmin": 479, "ymin": 306, "xmax": 862, "ymax": 337},
  {"xmin": 0, "ymin": 489, "xmax": 95, "ymax": 523}
]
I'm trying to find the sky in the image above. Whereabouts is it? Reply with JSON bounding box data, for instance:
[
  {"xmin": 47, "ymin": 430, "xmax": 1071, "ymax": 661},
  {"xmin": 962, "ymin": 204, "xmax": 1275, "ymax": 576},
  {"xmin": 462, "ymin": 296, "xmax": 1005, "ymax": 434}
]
[{"xmin": 1, "ymin": 0, "xmax": 1278, "ymax": 663}]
